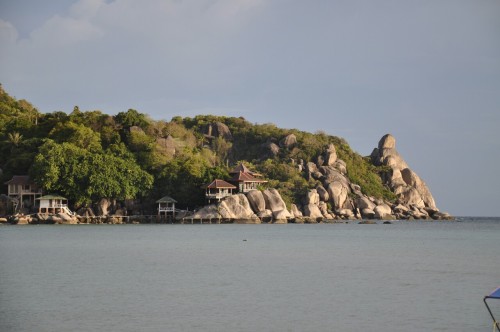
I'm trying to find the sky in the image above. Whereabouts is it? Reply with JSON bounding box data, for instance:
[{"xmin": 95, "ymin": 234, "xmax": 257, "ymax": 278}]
[{"xmin": 1, "ymin": 0, "xmax": 499, "ymax": 216}]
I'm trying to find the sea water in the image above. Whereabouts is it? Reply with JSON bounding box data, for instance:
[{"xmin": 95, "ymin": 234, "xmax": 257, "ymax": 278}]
[{"xmin": 1, "ymin": 218, "xmax": 499, "ymax": 332}]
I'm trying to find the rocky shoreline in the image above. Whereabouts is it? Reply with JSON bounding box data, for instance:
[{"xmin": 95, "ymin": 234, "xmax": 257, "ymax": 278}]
[{"xmin": 0, "ymin": 133, "xmax": 452, "ymax": 225}]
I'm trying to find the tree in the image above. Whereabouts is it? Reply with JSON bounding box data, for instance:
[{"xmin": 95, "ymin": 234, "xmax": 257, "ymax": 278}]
[
  {"xmin": 115, "ymin": 109, "xmax": 150, "ymax": 129},
  {"xmin": 31, "ymin": 140, "xmax": 153, "ymax": 207},
  {"xmin": 7, "ymin": 131, "xmax": 23, "ymax": 148},
  {"xmin": 49, "ymin": 122, "xmax": 102, "ymax": 152}
]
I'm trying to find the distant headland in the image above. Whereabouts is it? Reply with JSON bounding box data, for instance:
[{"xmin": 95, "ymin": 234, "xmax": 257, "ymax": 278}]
[{"xmin": 0, "ymin": 84, "xmax": 452, "ymax": 224}]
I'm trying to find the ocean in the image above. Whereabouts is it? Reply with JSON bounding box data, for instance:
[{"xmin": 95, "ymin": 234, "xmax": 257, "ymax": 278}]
[{"xmin": 1, "ymin": 218, "xmax": 499, "ymax": 332}]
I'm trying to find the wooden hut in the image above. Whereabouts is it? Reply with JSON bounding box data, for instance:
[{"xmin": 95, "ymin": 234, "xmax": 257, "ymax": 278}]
[
  {"xmin": 5, "ymin": 175, "xmax": 43, "ymax": 212},
  {"xmin": 205, "ymin": 179, "xmax": 236, "ymax": 203},
  {"xmin": 156, "ymin": 196, "xmax": 177, "ymax": 218},
  {"xmin": 36, "ymin": 194, "xmax": 71, "ymax": 214},
  {"xmin": 229, "ymin": 163, "xmax": 267, "ymax": 193}
]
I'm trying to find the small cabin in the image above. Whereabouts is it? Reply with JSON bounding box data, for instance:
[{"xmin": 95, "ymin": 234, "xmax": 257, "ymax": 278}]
[
  {"xmin": 5, "ymin": 175, "xmax": 43, "ymax": 212},
  {"xmin": 36, "ymin": 195, "xmax": 72, "ymax": 214},
  {"xmin": 156, "ymin": 196, "xmax": 177, "ymax": 217},
  {"xmin": 229, "ymin": 163, "xmax": 268, "ymax": 193},
  {"xmin": 205, "ymin": 179, "xmax": 236, "ymax": 203}
]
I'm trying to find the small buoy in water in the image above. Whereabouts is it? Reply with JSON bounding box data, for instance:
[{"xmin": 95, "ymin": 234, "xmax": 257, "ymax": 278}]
[{"xmin": 243, "ymin": 239, "xmax": 247, "ymax": 241}]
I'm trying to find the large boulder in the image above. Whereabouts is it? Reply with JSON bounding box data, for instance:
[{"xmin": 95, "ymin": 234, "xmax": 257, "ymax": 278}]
[
  {"xmin": 371, "ymin": 134, "xmax": 438, "ymax": 210},
  {"xmin": 324, "ymin": 144, "xmax": 338, "ymax": 166},
  {"xmin": 246, "ymin": 190, "xmax": 266, "ymax": 213},
  {"xmin": 263, "ymin": 189, "xmax": 288, "ymax": 214},
  {"xmin": 320, "ymin": 166, "xmax": 349, "ymax": 187},
  {"xmin": 190, "ymin": 204, "xmax": 221, "ymax": 219},
  {"xmin": 264, "ymin": 189, "xmax": 292, "ymax": 220},
  {"xmin": 316, "ymin": 185, "xmax": 329, "ymax": 202},
  {"xmin": 401, "ymin": 168, "xmax": 436, "ymax": 208},
  {"xmin": 304, "ymin": 204, "xmax": 323, "ymax": 219},
  {"xmin": 273, "ymin": 210, "xmax": 290, "ymax": 222},
  {"xmin": 261, "ymin": 141, "xmax": 280, "ymax": 158},
  {"xmin": 204, "ymin": 122, "xmax": 233, "ymax": 140},
  {"xmin": 374, "ymin": 204, "xmax": 393, "ymax": 219},
  {"xmin": 356, "ymin": 197, "xmax": 376, "ymax": 211},
  {"xmin": 280, "ymin": 134, "xmax": 297, "ymax": 149},
  {"xmin": 333, "ymin": 160, "xmax": 347, "ymax": 174},
  {"xmin": 290, "ymin": 204, "xmax": 303, "ymax": 218},
  {"xmin": 305, "ymin": 189, "xmax": 320, "ymax": 205},
  {"xmin": 327, "ymin": 181, "xmax": 349, "ymax": 210},
  {"xmin": 96, "ymin": 198, "xmax": 115, "ymax": 216},
  {"xmin": 156, "ymin": 135, "xmax": 176, "ymax": 155},
  {"xmin": 219, "ymin": 194, "xmax": 259, "ymax": 220},
  {"xmin": 258, "ymin": 209, "xmax": 273, "ymax": 220},
  {"xmin": 305, "ymin": 162, "xmax": 322, "ymax": 180}
]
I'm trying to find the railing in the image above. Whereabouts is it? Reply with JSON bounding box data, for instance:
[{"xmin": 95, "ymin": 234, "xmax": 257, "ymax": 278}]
[
  {"xmin": 8, "ymin": 189, "xmax": 43, "ymax": 195},
  {"xmin": 158, "ymin": 207, "xmax": 175, "ymax": 212},
  {"xmin": 206, "ymin": 193, "xmax": 232, "ymax": 199}
]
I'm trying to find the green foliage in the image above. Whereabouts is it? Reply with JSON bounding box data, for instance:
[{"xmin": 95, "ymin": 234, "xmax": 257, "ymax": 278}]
[
  {"xmin": 256, "ymin": 159, "xmax": 312, "ymax": 209},
  {"xmin": 49, "ymin": 121, "xmax": 102, "ymax": 152},
  {"xmin": 336, "ymin": 143, "xmax": 396, "ymax": 201},
  {"xmin": 156, "ymin": 152, "xmax": 227, "ymax": 208},
  {"xmin": 0, "ymin": 84, "xmax": 398, "ymax": 211},
  {"xmin": 115, "ymin": 108, "xmax": 150, "ymax": 129},
  {"xmin": 31, "ymin": 140, "xmax": 153, "ymax": 206}
]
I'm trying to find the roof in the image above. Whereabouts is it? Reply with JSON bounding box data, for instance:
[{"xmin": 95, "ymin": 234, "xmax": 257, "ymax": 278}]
[
  {"xmin": 230, "ymin": 163, "xmax": 252, "ymax": 174},
  {"xmin": 230, "ymin": 171, "xmax": 268, "ymax": 183},
  {"xmin": 205, "ymin": 179, "xmax": 237, "ymax": 189},
  {"xmin": 36, "ymin": 194, "xmax": 67, "ymax": 200},
  {"xmin": 156, "ymin": 196, "xmax": 177, "ymax": 203},
  {"xmin": 5, "ymin": 175, "xmax": 33, "ymax": 185},
  {"xmin": 486, "ymin": 287, "xmax": 500, "ymax": 299}
]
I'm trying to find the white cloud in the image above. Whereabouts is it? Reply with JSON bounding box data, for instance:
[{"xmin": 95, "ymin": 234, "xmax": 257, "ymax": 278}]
[{"xmin": 0, "ymin": 19, "xmax": 19, "ymax": 44}]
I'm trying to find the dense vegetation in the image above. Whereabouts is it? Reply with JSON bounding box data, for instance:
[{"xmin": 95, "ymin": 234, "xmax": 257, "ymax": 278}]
[{"xmin": 0, "ymin": 84, "xmax": 395, "ymax": 211}]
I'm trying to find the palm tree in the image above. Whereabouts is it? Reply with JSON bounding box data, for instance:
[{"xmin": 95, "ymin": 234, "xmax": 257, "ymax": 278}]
[{"xmin": 7, "ymin": 132, "xmax": 23, "ymax": 148}]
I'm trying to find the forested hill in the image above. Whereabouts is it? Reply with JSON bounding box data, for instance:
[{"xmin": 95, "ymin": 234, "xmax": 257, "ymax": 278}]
[{"xmin": 0, "ymin": 84, "xmax": 395, "ymax": 211}]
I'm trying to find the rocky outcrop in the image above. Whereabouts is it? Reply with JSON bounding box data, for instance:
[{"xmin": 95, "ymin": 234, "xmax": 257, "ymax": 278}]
[
  {"xmin": 204, "ymin": 122, "xmax": 233, "ymax": 141},
  {"xmin": 263, "ymin": 188, "xmax": 291, "ymax": 220},
  {"xmin": 76, "ymin": 207, "xmax": 95, "ymax": 217},
  {"xmin": 156, "ymin": 135, "xmax": 176, "ymax": 155},
  {"xmin": 261, "ymin": 141, "xmax": 280, "ymax": 158},
  {"xmin": 290, "ymin": 204, "xmax": 303, "ymax": 219},
  {"xmin": 219, "ymin": 194, "xmax": 259, "ymax": 220},
  {"xmin": 371, "ymin": 134, "xmax": 437, "ymax": 209},
  {"xmin": 324, "ymin": 144, "xmax": 337, "ymax": 166},
  {"xmin": 280, "ymin": 134, "xmax": 297, "ymax": 149},
  {"xmin": 187, "ymin": 189, "xmax": 290, "ymax": 222},
  {"xmin": 95, "ymin": 198, "xmax": 115, "ymax": 216},
  {"xmin": 289, "ymin": 137, "xmax": 451, "ymax": 221},
  {"xmin": 190, "ymin": 204, "xmax": 221, "ymax": 219},
  {"xmin": 246, "ymin": 190, "xmax": 266, "ymax": 213}
]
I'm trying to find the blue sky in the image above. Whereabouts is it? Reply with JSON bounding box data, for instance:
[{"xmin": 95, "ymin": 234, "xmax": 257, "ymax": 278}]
[{"xmin": 1, "ymin": 0, "xmax": 499, "ymax": 216}]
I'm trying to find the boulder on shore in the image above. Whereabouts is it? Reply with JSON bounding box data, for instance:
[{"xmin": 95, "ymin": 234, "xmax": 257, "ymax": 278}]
[
  {"xmin": 246, "ymin": 190, "xmax": 266, "ymax": 213},
  {"xmin": 219, "ymin": 194, "xmax": 259, "ymax": 220},
  {"xmin": 263, "ymin": 189, "xmax": 291, "ymax": 219}
]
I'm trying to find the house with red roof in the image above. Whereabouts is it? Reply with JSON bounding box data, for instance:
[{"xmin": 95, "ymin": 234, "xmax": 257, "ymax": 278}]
[{"xmin": 204, "ymin": 179, "xmax": 237, "ymax": 204}]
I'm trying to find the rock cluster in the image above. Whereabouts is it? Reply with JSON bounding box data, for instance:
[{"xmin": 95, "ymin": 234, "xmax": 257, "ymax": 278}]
[
  {"xmin": 187, "ymin": 133, "xmax": 452, "ymax": 222},
  {"xmin": 291, "ymin": 134, "xmax": 452, "ymax": 221},
  {"xmin": 188, "ymin": 188, "xmax": 293, "ymax": 223},
  {"xmin": 203, "ymin": 122, "xmax": 233, "ymax": 141},
  {"xmin": 371, "ymin": 134, "xmax": 437, "ymax": 210}
]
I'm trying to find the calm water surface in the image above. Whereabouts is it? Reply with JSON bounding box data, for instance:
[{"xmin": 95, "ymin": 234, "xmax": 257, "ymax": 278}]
[{"xmin": 1, "ymin": 218, "xmax": 499, "ymax": 332}]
